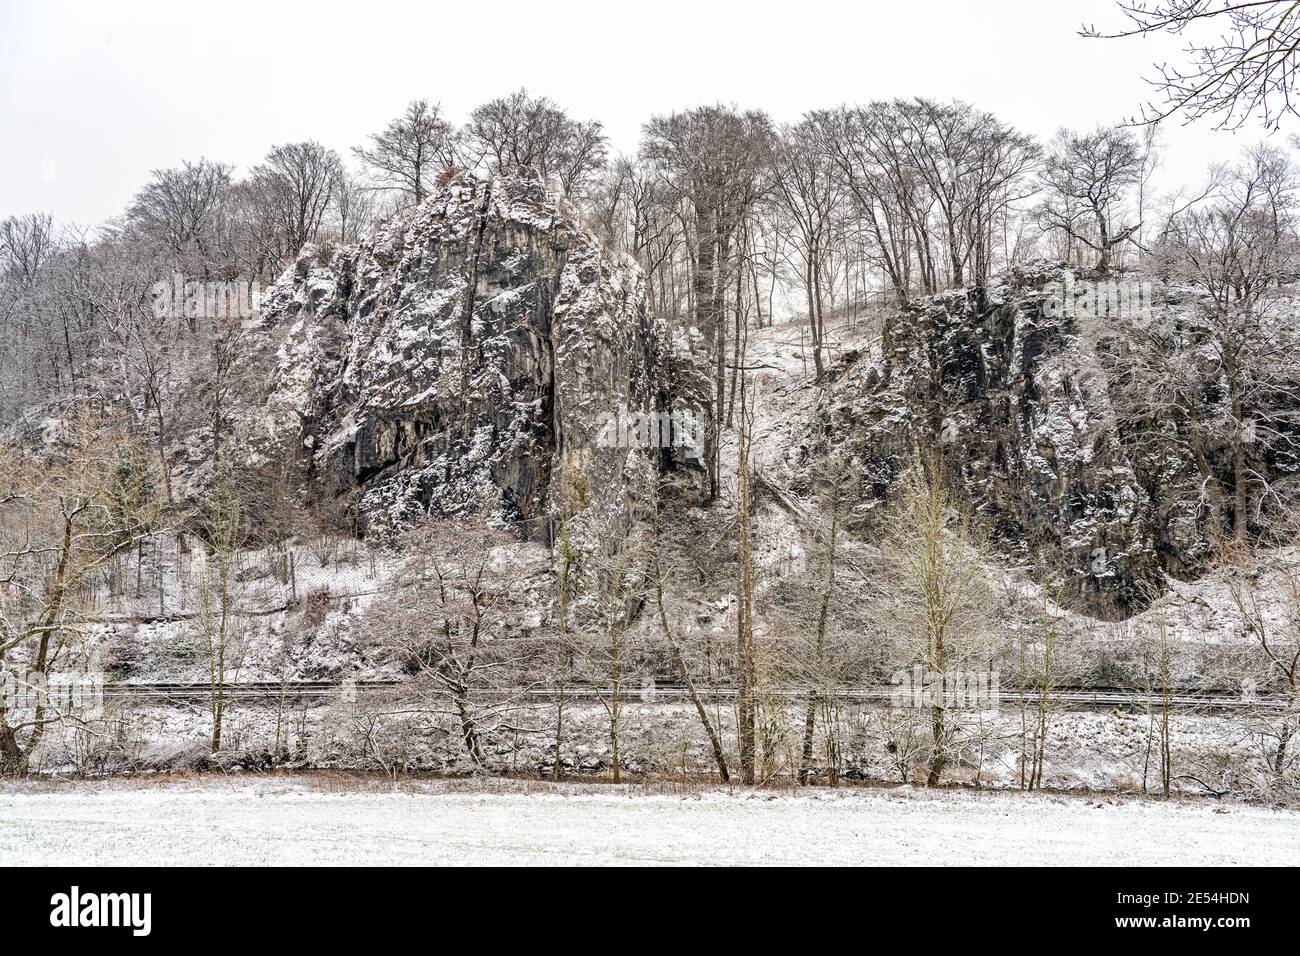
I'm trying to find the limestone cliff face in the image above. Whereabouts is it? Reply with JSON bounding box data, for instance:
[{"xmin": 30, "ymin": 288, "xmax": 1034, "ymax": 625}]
[
  {"xmin": 250, "ymin": 173, "xmax": 676, "ymax": 535},
  {"xmin": 817, "ymin": 264, "xmax": 1191, "ymax": 613}
]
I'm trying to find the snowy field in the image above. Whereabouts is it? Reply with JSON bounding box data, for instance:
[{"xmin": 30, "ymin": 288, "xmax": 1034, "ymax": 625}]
[{"xmin": 1, "ymin": 776, "xmax": 1297, "ymax": 866}]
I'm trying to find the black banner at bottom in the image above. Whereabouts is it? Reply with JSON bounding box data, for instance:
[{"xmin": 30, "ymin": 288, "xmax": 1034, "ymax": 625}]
[{"xmin": 0, "ymin": 866, "xmax": 1283, "ymax": 942}]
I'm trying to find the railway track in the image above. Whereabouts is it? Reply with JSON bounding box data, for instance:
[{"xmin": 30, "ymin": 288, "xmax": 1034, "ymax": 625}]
[{"xmin": 98, "ymin": 680, "xmax": 1288, "ymax": 711}]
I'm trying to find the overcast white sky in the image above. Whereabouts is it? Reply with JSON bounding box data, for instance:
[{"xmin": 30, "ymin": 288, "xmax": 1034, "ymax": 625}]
[{"xmin": 0, "ymin": 0, "xmax": 1289, "ymax": 226}]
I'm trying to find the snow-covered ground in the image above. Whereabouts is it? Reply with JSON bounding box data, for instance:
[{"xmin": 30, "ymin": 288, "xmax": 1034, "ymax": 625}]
[{"xmin": 2, "ymin": 776, "xmax": 1295, "ymax": 866}]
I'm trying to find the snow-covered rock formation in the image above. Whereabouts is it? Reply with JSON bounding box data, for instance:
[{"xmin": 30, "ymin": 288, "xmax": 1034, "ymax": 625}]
[
  {"xmin": 814, "ymin": 263, "xmax": 1299, "ymax": 613},
  {"xmin": 248, "ymin": 173, "xmax": 683, "ymax": 534}
]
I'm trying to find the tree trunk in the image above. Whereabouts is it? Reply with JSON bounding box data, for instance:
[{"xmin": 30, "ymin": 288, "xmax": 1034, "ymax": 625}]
[
  {"xmin": 1228, "ymin": 357, "xmax": 1249, "ymax": 540},
  {"xmin": 797, "ymin": 693, "xmax": 817, "ymax": 785},
  {"xmin": 454, "ymin": 684, "xmax": 485, "ymax": 770},
  {"xmin": 1095, "ymin": 206, "xmax": 1112, "ymax": 273},
  {"xmin": 926, "ymin": 703, "xmax": 947, "ymax": 787},
  {"xmin": 735, "ymin": 383, "xmax": 756, "ymax": 785},
  {"xmin": 694, "ymin": 202, "xmax": 719, "ymax": 500},
  {"xmin": 0, "ymin": 717, "xmax": 23, "ymax": 776}
]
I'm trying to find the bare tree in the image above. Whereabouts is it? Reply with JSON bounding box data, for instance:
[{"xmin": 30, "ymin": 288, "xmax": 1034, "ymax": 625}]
[
  {"xmin": 1085, "ymin": 1, "xmax": 1300, "ymax": 129},
  {"xmin": 0, "ymin": 213, "xmax": 60, "ymax": 417},
  {"xmin": 1227, "ymin": 561, "xmax": 1299, "ymax": 799},
  {"xmin": 464, "ymin": 89, "xmax": 608, "ymax": 197},
  {"xmin": 365, "ymin": 520, "xmax": 539, "ymax": 771},
  {"xmin": 548, "ymin": 512, "xmax": 579, "ymax": 780},
  {"xmin": 331, "ymin": 170, "xmax": 378, "ymax": 245},
  {"xmin": 796, "ymin": 458, "xmax": 847, "ymax": 785},
  {"xmin": 770, "ymin": 120, "xmax": 845, "ymax": 378},
  {"xmin": 126, "ymin": 159, "xmax": 234, "ymax": 272},
  {"xmin": 811, "ymin": 100, "xmax": 1035, "ymax": 303},
  {"xmin": 1144, "ymin": 145, "xmax": 1300, "ymax": 540},
  {"xmin": 197, "ymin": 461, "xmax": 252, "ymax": 752},
  {"xmin": 579, "ymin": 531, "xmax": 642, "ymax": 784},
  {"xmin": 353, "ymin": 100, "xmax": 459, "ymax": 207},
  {"xmin": 734, "ymin": 380, "xmax": 758, "ymax": 784},
  {"xmin": 877, "ymin": 461, "xmax": 998, "ymax": 786},
  {"xmin": 812, "ymin": 103, "xmax": 930, "ymax": 303},
  {"xmin": 1037, "ymin": 126, "xmax": 1144, "ymax": 272},
  {"xmin": 247, "ymin": 141, "xmax": 344, "ymax": 271},
  {"xmin": 77, "ymin": 234, "xmax": 183, "ymax": 503},
  {"xmin": 0, "ymin": 423, "xmax": 158, "ymax": 774},
  {"xmin": 0, "ymin": 213, "xmax": 57, "ymax": 285},
  {"xmin": 642, "ymin": 105, "xmax": 773, "ymax": 497},
  {"xmin": 890, "ymin": 99, "xmax": 1037, "ymax": 288},
  {"xmin": 646, "ymin": 464, "xmax": 731, "ymax": 783},
  {"xmin": 1018, "ymin": 583, "xmax": 1065, "ymax": 790}
]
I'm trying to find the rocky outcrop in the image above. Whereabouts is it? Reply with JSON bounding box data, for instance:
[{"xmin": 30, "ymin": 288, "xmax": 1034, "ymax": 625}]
[
  {"xmin": 816, "ymin": 264, "xmax": 1194, "ymax": 614},
  {"xmin": 247, "ymin": 173, "xmax": 688, "ymax": 535}
]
